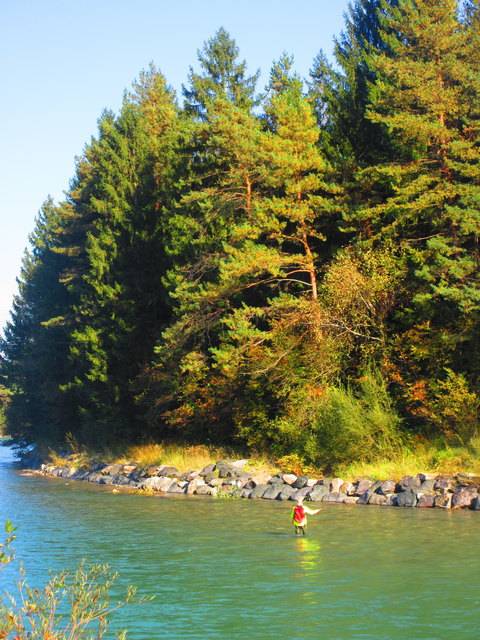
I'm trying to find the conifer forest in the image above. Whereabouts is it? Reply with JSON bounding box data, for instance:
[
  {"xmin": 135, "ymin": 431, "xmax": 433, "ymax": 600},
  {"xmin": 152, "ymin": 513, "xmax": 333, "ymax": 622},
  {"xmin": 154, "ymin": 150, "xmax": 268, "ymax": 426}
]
[{"xmin": 2, "ymin": 0, "xmax": 479, "ymax": 468}]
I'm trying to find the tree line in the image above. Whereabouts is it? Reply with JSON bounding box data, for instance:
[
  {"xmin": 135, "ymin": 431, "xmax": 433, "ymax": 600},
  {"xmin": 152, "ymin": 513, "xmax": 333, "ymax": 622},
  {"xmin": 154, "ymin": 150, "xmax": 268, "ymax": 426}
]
[{"xmin": 2, "ymin": 0, "xmax": 479, "ymax": 468}]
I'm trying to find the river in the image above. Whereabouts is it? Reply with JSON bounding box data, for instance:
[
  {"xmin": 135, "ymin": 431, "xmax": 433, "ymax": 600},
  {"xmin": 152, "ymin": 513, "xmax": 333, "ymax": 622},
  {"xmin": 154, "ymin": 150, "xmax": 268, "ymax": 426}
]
[{"xmin": 0, "ymin": 444, "xmax": 478, "ymax": 639}]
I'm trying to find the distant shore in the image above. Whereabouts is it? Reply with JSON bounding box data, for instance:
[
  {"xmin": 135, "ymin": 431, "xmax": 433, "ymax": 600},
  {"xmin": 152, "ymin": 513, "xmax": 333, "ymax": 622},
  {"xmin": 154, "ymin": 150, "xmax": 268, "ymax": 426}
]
[{"xmin": 26, "ymin": 454, "xmax": 480, "ymax": 511}]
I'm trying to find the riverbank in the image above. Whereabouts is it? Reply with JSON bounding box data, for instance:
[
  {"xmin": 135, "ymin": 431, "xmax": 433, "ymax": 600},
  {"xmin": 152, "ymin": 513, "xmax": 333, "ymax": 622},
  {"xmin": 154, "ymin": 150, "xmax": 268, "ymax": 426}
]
[{"xmin": 29, "ymin": 455, "xmax": 480, "ymax": 511}]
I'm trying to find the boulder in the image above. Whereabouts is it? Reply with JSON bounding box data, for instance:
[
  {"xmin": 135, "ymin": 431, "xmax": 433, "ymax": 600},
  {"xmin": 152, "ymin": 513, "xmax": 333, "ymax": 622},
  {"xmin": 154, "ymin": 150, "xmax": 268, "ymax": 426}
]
[
  {"xmin": 357, "ymin": 492, "xmax": 370, "ymax": 505},
  {"xmin": 435, "ymin": 476, "xmax": 454, "ymax": 492},
  {"xmin": 217, "ymin": 464, "xmax": 237, "ymax": 479},
  {"xmin": 111, "ymin": 474, "xmax": 131, "ymax": 486},
  {"xmin": 282, "ymin": 474, "xmax": 297, "ymax": 486},
  {"xmin": 396, "ymin": 489, "xmax": 418, "ymax": 507},
  {"xmin": 420, "ymin": 478, "xmax": 437, "ymax": 493},
  {"xmin": 417, "ymin": 493, "xmax": 435, "ymax": 508},
  {"xmin": 379, "ymin": 480, "xmax": 396, "ymax": 495},
  {"xmin": 318, "ymin": 477, "xmax": 334, "ymax": 489},
  {"xmin": 239, "ymin": 488, "xmax": 253, "ymax": 499},
  {"xmin": 123, "ymin": 464, "xmax": 138, "ymax": 476},
  {"xmin": 307, "ymin": 484, "xmax": 330, "ymax": 502},
  {"xmin": 250, "ymin": 471, "xmax": 272, "ymax": 485},
  {"xmin": 167, "ymin": 481, "xmax": 187, "ymax": 494},
  {"xmin": 434, "ymin": 493, "xmax": 452, "ymax": 509},
  {"xmin": 323, "ymin": 492, "xmax": 347, "ymax": 503},
  {"xmin": 139, "ymin": 476, "xmax": 175, "ymax": 492},
  {"xmin": 355, "ymin": 479, "xmax": 374, "ymax": 495},
  {"xmin": 452, "ymin": 487, "xmax": 478, "ymax": 509},
  {"xmin": 343, "ymin": 496, "xmax": 359, "ymax": 505},
  {"xmin": 395, "ymin": 475, "xmax": 422, "ymax": 493},
  {"xmin": 470, "ymin": 496, "xmax": 480, "ymax": 511},
  {"xmin": 268, "ymin": 474, "xmax": 285, "ymax": 484},
  {"xmin": 340, "ymin": 481, "xmax": 356, "ymax": 496},
  {"xmin": 292, "ymin": 476, "xmax": 309, "ymax": 489},
  {"xmin": 330, "ymin": 478, "xmax": 345, "ymax": 493},
  {"xmin": 262, "ymin": 483, "xmax": 285, "ymax": 500},
  {"xmin": 199, "ymin": 463, "xmax": 215, "ymax": 477},
  {"xmin": 102, "ymin": 464, "xmax": 124, "ymax": 476},
  {"xmin": 186, "ymin": 478, "xmax": 205, "ymax": 495},
  {"xmin": 157, "ymin": 466, "xmax": 179, "ymax": 477},
  {"xmin": 195, "ymin": 484, "xmax": 216, "ymax": 496},
  {"xmin": 249, "ymin": 483, "xmax": 270, "ymax": 499},
  {"xmin": 383, "ymin": 494, "xmax": 398, "ymax": 507},
  {"xmin": 277, "ymin": 485, "xmax": 297, "ymax": 501},
  {"xmin": 290, "ymin": 486, "xmax": 312, "ymax": 502},
  {"xmin": 85, "ymin": 472, "xmax": 104, "ymax": 483},
  {"xmin": 368, "ymin": 493, "xmax": 387, "ymax": 506}
]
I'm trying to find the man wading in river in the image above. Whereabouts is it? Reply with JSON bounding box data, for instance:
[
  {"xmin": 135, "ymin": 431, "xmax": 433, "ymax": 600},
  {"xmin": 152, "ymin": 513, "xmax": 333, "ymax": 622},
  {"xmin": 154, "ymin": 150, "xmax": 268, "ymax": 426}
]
[{"xmin": 291, "ymin": 499, "xmax": 325, "ymax": 536}]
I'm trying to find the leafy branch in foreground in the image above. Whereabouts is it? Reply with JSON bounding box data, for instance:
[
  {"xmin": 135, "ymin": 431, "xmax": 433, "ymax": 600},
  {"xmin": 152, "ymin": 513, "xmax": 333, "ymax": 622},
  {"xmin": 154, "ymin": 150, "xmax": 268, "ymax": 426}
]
[{"xmin": 0, "ymin": 522, "xmax": 153, "ymax": 639}]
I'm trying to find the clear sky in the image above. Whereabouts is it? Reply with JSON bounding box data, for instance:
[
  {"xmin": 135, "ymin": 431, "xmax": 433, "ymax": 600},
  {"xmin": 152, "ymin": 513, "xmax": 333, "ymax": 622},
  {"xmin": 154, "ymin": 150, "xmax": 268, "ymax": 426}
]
[{"xmin": 0, "ymin": 0, "xmax": 350, "ymax": 332}]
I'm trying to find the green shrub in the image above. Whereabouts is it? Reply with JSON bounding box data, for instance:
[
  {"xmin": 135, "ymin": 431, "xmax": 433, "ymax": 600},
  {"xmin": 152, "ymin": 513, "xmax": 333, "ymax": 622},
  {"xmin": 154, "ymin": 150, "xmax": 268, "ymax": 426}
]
[{"xmin": 304, "ymin": 368, "xmax": 402, "ymax": 470}]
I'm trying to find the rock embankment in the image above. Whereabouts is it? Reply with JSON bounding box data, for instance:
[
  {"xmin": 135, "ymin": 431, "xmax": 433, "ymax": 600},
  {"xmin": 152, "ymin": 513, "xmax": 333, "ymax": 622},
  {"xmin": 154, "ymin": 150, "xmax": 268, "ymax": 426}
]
[{"xmin": 34, "ymin": 458, "xmax": 480, "ymax": 511}]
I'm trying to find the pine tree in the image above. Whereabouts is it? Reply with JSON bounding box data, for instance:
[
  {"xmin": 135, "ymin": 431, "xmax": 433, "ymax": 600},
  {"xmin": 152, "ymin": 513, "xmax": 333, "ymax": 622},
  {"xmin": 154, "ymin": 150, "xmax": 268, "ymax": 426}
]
[
  {"xmin": 1, "ymin": 199, "xmax": 75, "ymax": 446},
  {"xmin": 182, "ymin": 27, "xmax": 259, "ymax": 120},
  {"xmin": 60, "ymin": 67, "xmax": 183, "ymax": 444}
]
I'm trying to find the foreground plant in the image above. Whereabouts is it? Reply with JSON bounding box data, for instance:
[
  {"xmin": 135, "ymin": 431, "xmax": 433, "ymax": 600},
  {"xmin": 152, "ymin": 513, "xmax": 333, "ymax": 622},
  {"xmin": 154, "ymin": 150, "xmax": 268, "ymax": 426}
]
[{"xmin": 0, "ymin": 521, "xmax": 152, "ymax": 639}]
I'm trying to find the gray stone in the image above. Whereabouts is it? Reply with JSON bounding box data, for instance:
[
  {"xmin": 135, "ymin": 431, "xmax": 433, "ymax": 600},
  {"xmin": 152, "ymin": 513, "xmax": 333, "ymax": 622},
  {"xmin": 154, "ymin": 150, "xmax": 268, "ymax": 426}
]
[
  {"xmin": 307, "ymin": 484, "xmax": 330, "ymax": 502},
  {"xmin": 330, "ymin": 478, "xmax": 344, "ymax": 493},
  {"xmin": 318, "ymin": 477, "xmax": 334, "ymax": 488},
  {"xmin": 340, "ymin": 481, "xmax": 356, "ymax": 495},
  {"xmin": 368, "ymin": 493, "xmax": 387, "ymax": 506},
  {"xmin": 277, "ymin": 485, "xmax": 297, "ymax": 501},
  {"xmin": 249, "ymin": 483, "xmax": 270, "ymax": 499},
  {"xmin": 157, "ymin": 466, "xmax": 179, "ymax": 477},
  {"xmin": 199, "ymin": 463, "xmax": 215, "ymax": 477},
  {"xmin": 292, "ymin": 476, "xmax": 309, "ymax": 489},
  {"xmin": 268, "ymin": 474, "xmax": 284, "ymax": 484},
  {"xmin": 262, "ymin": 483, "xmax": 284, "ymax": 500},
  {"xmin": 355, "ymin": 479, "xmax": 374, "ymax": 495},
  {"xmin": 435, "ymin": 476, "xmax": 454, "ymax": 491},
  {"xmin": 111, "ymin": 474, "xmax": 131, "ymax": 486},
  {"xmin": 357, "ymin": 492, "xmax": 370, "ymax": 505},
  {"xmin": 343, "ymin": 496, "xmax": 359, "ymax": 505},
  {"xmin": 290, "ymin": 486, "xmax": 312, "ymax": 502},
  {"xmin": 434, "ymin": 493, "xmax": 452, "ymax": 509},
  {"xmin": 452, "ymin": 487, "xmax": 478, "ymax": 509},
  {"xmin": 383, "ymin": 494, "xmax": 398, "ymax": 507},
  {"xmin": 379, "ymin": 480, "xmax": 396, "ymax": 495},
  {"xmin": 186, "ymin": 478, "xmax": 205, "ymax": 495},
  {"xmin": 218, "ymin": 465, "xmax": 236, "ymax": 479},
  {"xmin": 471, "ymin": 496, "xmax": 480, "ymax": 510},
  {"xmin": 215, "ymin": 460, "xmax": 238, "ymax": 478},
  {"xmin": 396, "ymin": 489, "xmax": 418, "ymax": 507},
  {"xmin": 396, "ymin": 475, "xmax": 421, "ymax": 492},
  {"xmin": 420, "ymin": 478, "xmax": 437, "ymax": 493},
  {"xmin": 167, "ymin": 482, "xmax": 187, "ymax": 494},
  {"xmin": 417, "ymin": 493, "xmax": 435, "ymax": 508},
  {"xmin": 239, "ymin": 488, "xmax": 253, "ymax": 499},
  {"xmin": 85, "ymin": 472, "xmax": 104, "ymax": 483},
  {"xmin": 323, "ymin": 492, "xmax": 347, "ymax": 503},
  {"xmin": 195, "ymin": 484, "xmax": 215, "ymax": 495}
]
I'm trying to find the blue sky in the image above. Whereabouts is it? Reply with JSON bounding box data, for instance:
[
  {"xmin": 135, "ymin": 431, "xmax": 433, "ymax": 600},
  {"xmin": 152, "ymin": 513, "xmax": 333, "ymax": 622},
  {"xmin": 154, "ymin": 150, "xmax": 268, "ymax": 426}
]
[{"xmin": 0, "ymin": 0, "xmax": 350, "ymax": 332}]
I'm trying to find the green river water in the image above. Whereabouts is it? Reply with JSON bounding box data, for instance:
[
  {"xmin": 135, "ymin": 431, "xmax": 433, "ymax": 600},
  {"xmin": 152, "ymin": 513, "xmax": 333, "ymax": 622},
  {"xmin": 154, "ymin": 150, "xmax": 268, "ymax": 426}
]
[{"xmin": 0, "ymin": 445, "xmax": 479, "ymax": 639}]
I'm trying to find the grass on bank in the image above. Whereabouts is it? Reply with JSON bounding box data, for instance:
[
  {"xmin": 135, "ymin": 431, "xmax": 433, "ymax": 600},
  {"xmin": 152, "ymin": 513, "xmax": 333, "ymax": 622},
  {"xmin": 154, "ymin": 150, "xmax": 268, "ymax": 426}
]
[{"xmin": 45, "ymin": 435, "xmax": 480, "ymax": 482}]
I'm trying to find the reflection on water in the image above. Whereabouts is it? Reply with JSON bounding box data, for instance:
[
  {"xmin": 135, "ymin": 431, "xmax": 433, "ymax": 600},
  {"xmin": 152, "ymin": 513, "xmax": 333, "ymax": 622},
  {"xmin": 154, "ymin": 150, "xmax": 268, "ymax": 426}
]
[{"xmin": 1, "ymin": 445, "xmax": 479, "ymax": 640}]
